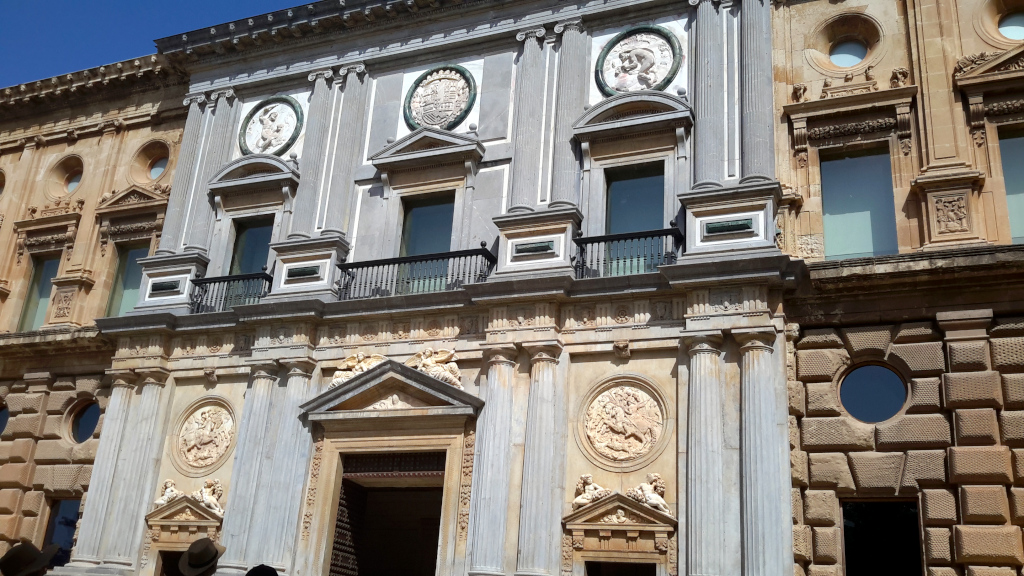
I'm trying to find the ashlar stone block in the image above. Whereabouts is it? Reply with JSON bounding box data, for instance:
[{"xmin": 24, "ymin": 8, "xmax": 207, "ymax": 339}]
[
  {"xmin": 44, "ymin": 391, "xmax": 78, "ymax": 415},
  {"xmin": 949, "ymin": 446, "xmax": 1014, "ymax": 484},
  {"xmin": 895, "ymin": 322, "xmax": 939, "ymax": 343},
  {"xmin": 848, "ymin": 452, "xmax": 904, "ymax": 493},
  {"xmin": 992, "ymin": 337, "xmax": 1024, "ymax": 372},
  {"xmin": 793, "ymin": 488, "xmax": 804, "ymax": 524},
  {"xmin": 7, "ymin": 439, "xmax": 33, "ymax": 464},
  {"xmin": 20, "ymin": 491, "xmax": 43, "ymax": 517},
  {"xmin": 890, "ymin": 342, "xmax": 946, "ymax": 374},
  {"xmin": 1010, "ymin": 487, "xmax": 1024, "ymax": 525},
  {"xmin": 33, "ymin": 440, "xmax": 72, "ymax": 464},
  {"xmin": 944, "ymin": 372, "xmax": 1004, "ymax": 409},
  {"xmin": 794, "ymin": 563, "xmax": 805, "ymax": 576},
  {"xmin": 1002, "ymin": 375, "xmax": 1024, "ymax": 410},
  {"xmin": 5, "ymin": 394, "xmax": 44, "ymax": 414},
  {"xmin": 954, "ymin": 525, "xmax": 1024, "ymax": 565},
  {"xmin": 17, "ymin": 516, "xmax": 37, "ymax": 540},
  {"xmin": 793, "ymin": 525, "xmax": 812, "ymax": 562},
  {"xmin": 803, "ymin": 490, "xmax": 839, "ymax": 526},
  {"xmin": 805, "ymin": 383, "xmax": 841, "ymax": 416},
  {"xmin": 806, "ymin": 565, "xmax": 839, "ymax": 576},
  {"xmin": 901, "ymin": 450, "xmax": 949, "ymax": 491},
  {"xmin": 793, "ymin": 450, "xmax": 809, "ymax": 487},
  {"xmin": 801, "ymin": 417, "xmax": 875, "ymax": 451},
  {"xmin": 961, "ymin": 485, "xmax": 1011, "ymax": 524},
  {"xmin": 797, "ymin": 329, "xmax": 845, "ymax": 349},
  {"xmin": 841, "ymin": 325, "xmax": 893, "ymax": 355},
  {"xmin": 949, "ymin": 341, "xmax": 992, "ymax": 372},
  {"xmin": 1000, "ymin": 411, "xmax": 1024, "ymax": 447},
  {"xmin": 0, "ymin": 515, "xmax": 19, "ymax": 539},
  {"xmin": 0, "ymin": 464, "xmax": 34, "ymax": 489},
  {"xmin": 812, "ymin": 527, "xmax": 841, "ymax": 564},
  {"xmin": 790, "ymin": 416, "xmax": 801, "ymax": 450},
  {"xmin": 797, "ymin": 349, "xmax": 850, "ymax": 383},
  {"xmin": 966, "ymin": 568, "xmax": 1016, "ymax": 576},
  {"xmin": 922, "ymin": 488, "xmax": 959, "ymax": 525},
  {"xmin": 1012, "ymin": 450, "xmax": 1024, "ymax": 486},
  {"xmin": 876, "ymin": 413, "xmax": 952, "ymax": 450},
  {"xmin": 789, "ymin": 380, "xmax": 807, "ymax": 417},
  {"xmin": 808, "ymin": 453, "xmax": 855, "ymax": 491},
  {"xmin": 956, "ymin": 409, "xmax": 1001, "ymax": 446},
  {"xmin": 926, "ymin": 527, "xmax": 954, "ymax": 564},
  {"xmin": 0, "ymin": 490, "xmax": 20, "ymax": 515},
  {"xmin": 909, "ymin": 378, "xmax": 943, "ymax": 413},
  {"xmin": 927, "ymin": 567, "xmax": 961, "ymax": 576}
]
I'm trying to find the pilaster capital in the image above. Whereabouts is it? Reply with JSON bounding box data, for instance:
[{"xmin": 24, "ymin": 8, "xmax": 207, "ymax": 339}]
[
  {"xmin": 683, "ymin": 330, "xmax": 723, "ymax": 354},
  {"xmin": 183, "ymin": 93, "xmax": 207, "ymax": 108},
  {"xmin": 107, "ymin": 370, "xmax": 137, "ymax": 389},
  {"xmin": 483, "ymin": 345, "xmax": 518, "ymax": 366},
  {"xmin": 524, "ymin": 341, "xmax": 563, "ymax": 364},
  {"xmin": 283, "ymin": 358, "xmax": 317, "ymax": 377},
  {"xmin": 136, "ymin": 368, "xmax": 170, "ymax": 388},
  {"xmin": 248, "ymin": 360, "xmax": 281, "ymax": 380},
  {"xmin": 732, "ymin": 327, "xmax": 776, "ymax": 353},
  {"xmin": 516, "ymin": 26, "xmax": 547, "ymax": 43},
  {"xmin": 209, "ymin": 88, "xmax": 236, "ymax": 103},
  {"xmin": 338, "ymin": 62, "xmax": 368, "ymax": 78},
  {"xmin": 554, "ymin": 18, "xmax": 585, "ymax": 35},
  {"xmin": 307, "ymin": 68, "xmax": 335, "ymax": 84}
]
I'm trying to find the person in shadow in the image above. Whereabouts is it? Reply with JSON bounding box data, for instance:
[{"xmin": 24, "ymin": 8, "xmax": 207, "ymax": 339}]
[{"xmin": 0, "ymin": 542, "xmax": 59, "ymax": 576}]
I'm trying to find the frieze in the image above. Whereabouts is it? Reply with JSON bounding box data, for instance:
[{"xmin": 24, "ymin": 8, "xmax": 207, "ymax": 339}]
[
  {"xmin": 986, "ymin": 99, "xmax": 1024, "ymax": 116},
  {"xmin": 238, "ymin": 95, "xmax": 304, "ymax": 157},
  {"xmin": 807, "ymin": 118, "xmax": 896, "ymax": 140}
]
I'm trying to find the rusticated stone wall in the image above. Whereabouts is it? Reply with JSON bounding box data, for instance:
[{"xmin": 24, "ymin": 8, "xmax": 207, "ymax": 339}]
[{"xmin": 791, "ymin": 314, "xmax": 1024, "ymax": 576}]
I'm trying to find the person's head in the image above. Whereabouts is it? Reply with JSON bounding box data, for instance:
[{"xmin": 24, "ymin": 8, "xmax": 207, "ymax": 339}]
[
  {"xmin": 178, "ymin": 538, "xmax": 225, "ymax": 576},
  {"xmin": 246, "ymin": 565, "xmax": 279, "ymax": 576},
  {"xmin": 0, "ymin": 542, "xmax": 60, "ymax": 576}
]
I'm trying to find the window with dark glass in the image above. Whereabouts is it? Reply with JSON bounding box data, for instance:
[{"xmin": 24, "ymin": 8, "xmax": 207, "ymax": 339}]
[
  {"xmin": 842, "ymin": 501, "xmax": 922, "ymax": 576},
  {"xmin": 605, "ymin": 162, "xmax": 665, "ymax": 235},
  {"xmin": 820, "ymin": 148, "xmax": 899, "ymax": 260},
  {"xmin": 400, "ymin": 194, "xmax": 455, "ymax": 257},
  {"xmin": 839, "ymin": 364, "xmax": 907, "ymax": 423},
  {"xmin": 107, "ymin": 244, "xmax": 149, "ymax": 317},
  {"xmin": 44, "ymin": 499, "xmax": 81, "ymax": 567},
  {"xmin": 71, "ymin": 402, "xmax": 100, "ymax": 444},
  {"xmin": 999, "ymin": 127, "xmax": 1024, "ymax": 243},
  {"xmin": 229, "ymin": 217, "xmax": 274, "ymax": 275},
  {"xmin": 19, "ymin": 256, "xmax": 60, "ymax": 332},
  {"xmin": 0, "ymin": 405, "xmax": 8, "ymax": 435}
]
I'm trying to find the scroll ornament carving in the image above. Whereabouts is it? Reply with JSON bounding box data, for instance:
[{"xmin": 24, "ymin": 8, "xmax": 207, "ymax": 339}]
[
  {"xmin": 935, "ymin": 195, "xmax": 969, "ymax": 234},
  {"xmin": 178, "ymin": 405, "xmax": 235, "ymax": 469},
  {"xmin": 154, "ymin": 479, "xmax": 185, "ymax": 507},
  {"xmin": 191, "ymin": 479, "xmax": 225, "ymax": 516},
  {"xmin": 406, "ymin": 348, "xmax": 463, "ymax": 389},
  {"xmin": 301, "ymin": 432, "xmax": 323, "ymax": 541},
  {"xmin": 562, "ymin": 535, "xmax": 574, "ymax": 576},
  {"xmin": 807, "ymin": 118, "xmax": 896, "ymax": 140},
  {"xmin": 329, "ymin": 353, "xmax": 386, "ymax": 388},
  {"xmin": 458, "ymin": 428, "xmax": 475, "ymax": 540},
  {"xmin": 585, "ymin": 386, "xmax": 663, "ymax": 462},
  {"xmin": 52, "ymin": 290, "xmax": 74, "ymax": 319},
  {"xmin": 954, "ymin": 52, "xmax": 1003, "ymax": 77},
  {"xmin": 572, "ymin": 474, "xmax": 613, "ymax": 510},
  {"xmin": 626, "ymin": 473, "xmax": 672, "ymax": 516}
]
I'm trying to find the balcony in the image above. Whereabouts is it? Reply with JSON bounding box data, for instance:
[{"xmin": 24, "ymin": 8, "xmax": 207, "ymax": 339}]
[
  {"xmin": 338, "ymin": 248, "xmax": 497, "ymax": 301},
  {"xmin": 574, "ymin": 228, "xmax": 683, "ymax": 279},
  {"xmin": 189, "ymin": 270, "xmax": 273, "ymax": 314}
]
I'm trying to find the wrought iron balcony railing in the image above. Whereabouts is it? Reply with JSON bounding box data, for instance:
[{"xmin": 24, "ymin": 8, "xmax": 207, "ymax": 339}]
[
  {"xmin": 574, "ymin": 228, "xmax": 683, "ymax": 279},
  {"xmin": 337, "ymin": 247, "xmax": 497, "ymax": 301},
  {"xmin": 189, "ymin": 270, "xmax": 273, "ymax": 314}
]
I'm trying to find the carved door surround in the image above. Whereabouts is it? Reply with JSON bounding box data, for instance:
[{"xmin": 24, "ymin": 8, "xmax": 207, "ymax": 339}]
[
  {"xmin": 561, "ymin": 493, "xmax": 677, "ymax": 576},
  {"xmin": 296, "ymin": 359, "xmax": 484, "ymax": 576},
  {"xmin": 142, "ymin": 494, "xmax": 223, "ymax": 571},
  {"xmin": 572, "ymin": 92, "xmax": 693, "ymax": 238}
]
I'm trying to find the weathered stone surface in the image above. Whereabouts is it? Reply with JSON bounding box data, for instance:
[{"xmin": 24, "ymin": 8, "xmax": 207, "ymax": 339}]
[
  {"xmin": 17, "ymin": 515, "xmax": 37, "ymax": 540},
  {"xmin": 19, "ymin": 491, "xmax": 42, "ymax": 517},
  {"xmin": 808, "ymin": 453, "xmax": 855, "ymax": 491},
  {"xmin": 949, "ymin": 446, "xmax": 1014, "ymax": 484},
  {"xmin": 965, "ymin": 567, "xmax": 1016, "ymax": 576},
  {"xmin": 1009, "ymin": 487, "xmax": 1024, "ymax": 525},
  {"xmin": 961, "ymin": 485, "xmax": 1011, "ymax": 524},
  {"xmin": 797, "ymin": 349, "xmax": 850, "ymax": 382},
  {"xmin": 841, "ymin": 325, "xmax": 893, "ymax": 354},
  {"xmin": 991, "ymin": 318, "xmax": 1024, "ymax": 337},
  {"xmin": 1003, "ymin": 375, "xmax": 1024, "ymax": 410},
  {"xmin": 797, "ymin": 329, "xmax": 845, "ymax": 349},
  {"xmin": 790, "ymin": 380, "xmax": 807, "ymax": 416},
  {"xmin": 805, "ymin": 382, "xmax": 841, "ymax": 416},
  {"xmin": 902, "ymin": 450, "xmax": 948, "ymax": 490},
  {"xmin": 0, "ymin": 464, "xmax": 33, "ymax": 489},
  {"xmin": 71, "ymin": 438, "xmax": 99, "ymax": 462},
  {"xmin": 40, "ymin": 415, "xmax": 62, "ymax": 439},
  {"xmin": 793, "ymin": 450, "xmax": 809, "ymax": 486},
  {"xmin": 890, "ymin": 342, "xmax": 946, "ymax": 374},
  {"xmin": 949, "ymin": 340, "xmax": 992, "ymax": 371},
  {"xmin": 806, "ymin": 565, "xmax": 839, "ymax": 576},
  {"xmin": 45, "ymin": 391, "xmax": 78, "ymax": 415},
  {"xmin": 794, "ymin": 563, "xmax": 805, "ymax": 576},
  {"xmin": 803, "ymin": 490, "xmax": 838, "ymax": 526},
  {"xmin": 792, "ymin": 488, "xmax": 804, "ymax": 524},
  {"xmin": 790, "ymin": 416, "xmax": 801, "ymax": 449},
  {"xmin": 848, "ymin": 452, "xmax": 904, "ymax": 493},
  {"xmin": 1013, "ymin": 450, "xmax": 1024, "ymax": 486},
  {"xmin": 5, "ymin": 394, "xmax": 44, "ymax": 414},
  {"xmin": 909, "ymin": 377, "xmax": 943, "ymax": 413},
  {"xmin": 7, "ymin": 439, "xmax": 33, "ymax": 464},
  {"xmin": 7, "ymin": 414, "xmax": 43, "ymax": 438},
  {"xmin": 812, "ymin": 527, "xmax": 840, "ymax": 564},
  {"xmin": 0, "ymin": 516, "xmax": 19, "ymax": 539},
  {"xmin": 954, "ymin": 525, "xmax": 1024, "ymax": 565},
  {"xmin": 33, "ymin": 440, "xmax": 72, "ymax": 464},
  {"xmin": 876, "ymin": 413, "xmax": 952, "ymax": 449},
  {"xmin": 793, "ymin": 525, "xmax": 812, "ymax": 562},
  {"xmin": 922, "ymin": 489, "xmax": 959, "ymax": 525},
  {"xmin": 926, "ymin": 527, "xmax": 954, "ymax": 564},
  {"xmin": 956, "ymin": 409, "xmax": 1000, "ymax": 445},
  {"xmin": 895, "ymin": 322, "xmax": 939, "ymax": 343},
  {"xmin": 944, "ymin": 372, "xmax": 1004, "ymax": 409},
  {"xmin": 801, "ymin": 417, "xmax": 875, "ymax": 451},
  {"xmin": 0, "ymin": 490, "xmax": 20, "ymax": 515},
  {"xmin": 927, "ymin": 568, "xmax": 960, "ymax": 576},
  {"xmin": 1000, "ymin": 411, "xmax": 1024, "ymax": 447},
  {"xmin": 992, "ymin": 337, "xmax": 1024, "ymax": 372}
]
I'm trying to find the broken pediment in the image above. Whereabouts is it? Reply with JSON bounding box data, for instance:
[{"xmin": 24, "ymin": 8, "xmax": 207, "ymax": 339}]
[
  {"xmin": 954, "ymin": 45, "xmax": 1024, "ymax": 84},
  {"xmin": 371, "ymin": 127, "xmax": 485, "ymax": 172},
  {"xmin": 573, "ymin": 91, "xmax": 692, "ymax": 142},
  {"xmin": 300, "ymin": 359, "xmax": 483, "ymax": 422}
]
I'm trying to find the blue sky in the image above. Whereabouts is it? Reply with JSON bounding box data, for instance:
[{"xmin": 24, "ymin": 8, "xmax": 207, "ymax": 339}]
[{"xmin": 0, "ymin": 0, "xmax": 296, "ymax": 88}]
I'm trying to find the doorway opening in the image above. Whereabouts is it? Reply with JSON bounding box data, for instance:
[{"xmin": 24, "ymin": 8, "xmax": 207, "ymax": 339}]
[
  {"xmin": 157, "ymin": 551, "xmax": 185, "ymax": 576},
  {"xmin": 585, "ymin": 561, "xmax": 658, "ymax": 576},
  {"xmin": 330, "ymin": 452, "xmax": 446, "ymax": 576}
]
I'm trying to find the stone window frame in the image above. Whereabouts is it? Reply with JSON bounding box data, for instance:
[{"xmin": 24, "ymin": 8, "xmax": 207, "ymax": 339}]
[{"xmin": 783, "ymin": 86, "xmax": 920, "ymax": 259}]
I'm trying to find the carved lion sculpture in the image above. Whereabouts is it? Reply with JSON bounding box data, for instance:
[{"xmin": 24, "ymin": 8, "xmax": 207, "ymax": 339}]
[
  {"xmin": 626, "ymin": 473, "xmax": 672, "ymax": 516},
  {"xmin": 406, "ymin": 348, "xmax": 462, "ymax": 389},
  {"xmin": 153, "ymin": 479, "xmax": 184, "ymax": 507},
  {"xmin": 329, "ymin": 352, "xmax": 386, "ymax": 388},
  {"xmin": 572, "ymin": 474, "xmax": 614, "ymax": 510},
  {"xmin": 191, "ymin": 479, "xmax": 225, "ymax": 516}
]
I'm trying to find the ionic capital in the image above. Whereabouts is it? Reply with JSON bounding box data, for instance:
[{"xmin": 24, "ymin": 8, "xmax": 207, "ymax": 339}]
[
  {"xmin": 554, "ymin": 18, "xmax": 585, "ymax": 35},
  {"xmin": 683, "ymin": 331, "xmax": 723, "ymax": 355},
  {"xmin": 307, "ymin": 68, "xmax": 335, "ymax": 83},
  {"xmin": 249, "ymin": 360, "xmax": 281, "ymax": 380},
  {"xmin": 516, "ymin": 27, "xmax": 547, "ymax": 43},
  {"xmin": 108, "ymin": 370, "xmax": 137, "ymax": 389},
  {"xmin": 338, "ymin": 62, "xmax": 368, "ymax": 78},
  {"xmin": 183, "ymin": 93, "xmax": 207, "ymax": 108},
  {"xmin": 209, "ymin": 88, "xmax": 236, "ymax": 103}
]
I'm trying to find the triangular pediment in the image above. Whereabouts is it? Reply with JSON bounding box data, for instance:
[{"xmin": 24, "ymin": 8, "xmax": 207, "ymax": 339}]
[
  {"xmin": 562, "ymin": 493, "xmax": 677, "ymax": 529},
  {"xmin": 300, "ymin": 360, "xmax": 484, "ymax": 421},
  {"xmin": 146, "ymin": 495, "xmax": 222, "ymax": 525},
  {"xmin": 96, "ymin": 185, "xmax": 169, "ymax": 215},
  {"xmin": 371, "ymin": 127, "xmax": 485, "ymax": 171},
  {"xmin": 955, "ymin": 44, "xmax": 1024, "ymax": 81}
]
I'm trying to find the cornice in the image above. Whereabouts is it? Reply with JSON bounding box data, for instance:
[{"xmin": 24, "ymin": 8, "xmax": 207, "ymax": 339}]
[{"xmin": 0, "ymin": 107, "xmax": 187, "ymax": 153}]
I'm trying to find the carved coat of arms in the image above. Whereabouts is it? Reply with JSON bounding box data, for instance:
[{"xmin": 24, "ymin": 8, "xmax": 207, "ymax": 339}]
[{"xmin": 404, "ymin": 66, "xmax": 477, "ymax": 131}]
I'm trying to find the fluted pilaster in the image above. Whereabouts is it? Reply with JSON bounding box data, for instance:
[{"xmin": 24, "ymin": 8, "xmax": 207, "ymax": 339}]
[
  {"xmin": 186, "ymin": 88, "xmax": 236, "ymax": 253},
  {"xmin": 158, "ymin": 95, "xmax": 206, "ymax": 255},
  {"xmin": 469, "ymin": 346, "xmax": 518, "ymax": 576},
  {"xmin": 685, "ymin": 331, "xmax": 725, "ymax": 576},
  {"xmin": 549, "ymin": 19, "xmax": 587, "ymax": 209},
  {"xmin": 290, "ymin": 70, "xmax": 335, "ymax": 239},
  {"xmin": 508, "ymin": 28, "xmax": 548, "ymax": 213},
  {"xmin": 740, "ymin": 0, "xmax": 775, "ymax": 182},
  {"xmin": 736, "ymin": 329, "xmax": 788, "ymax": 576},
  {"xmin": 321, "ymin": 63, "xmax": 369, "ymax": 237},
  {"xmin": 692, "ymin": 1, "xmax": 725, "ymax": 189},
  {"xmin": 517, "ymin": 345, "xmax": 562, "ymax": 576}
]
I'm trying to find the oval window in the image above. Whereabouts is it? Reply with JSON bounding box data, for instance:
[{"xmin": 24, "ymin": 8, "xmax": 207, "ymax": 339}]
[
  {"xmin": 65, "ymin": 172, "xmax": 82, "ymax": 193},
  {"xmin": 0, "ymin": 172, "xmax": 6, "ymax": 196},
  {"xmin": 71, "ymin": 402, "xmax": 100, "ymax": 443},
  {"xmin": 840, "ymin": 365, "xmax": 907, "ymax": 423},
  {"xmin": 829, "ymin": 40, "xmax": 868, "ymax": 68},
  {"xmin": 999, "ymin": 12, "xmax": 1024, "ymax": 40},
  {"xmin": 149, "ymin": 157, "xmax": 168, "ymax": 180},
  {"xmin": 0, "ymin": 405, "xmax": 8, "ymax": 435}
]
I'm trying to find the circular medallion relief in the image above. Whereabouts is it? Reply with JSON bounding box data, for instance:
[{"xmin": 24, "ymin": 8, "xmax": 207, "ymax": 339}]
[
  {"xmin": 171, "ymin": 397, "xmax": 236, "ymax": 477},
  {"xmin": 596, "ymin": 25, "xmax": 682, "ymax": 97},
  {"xmin": 239, "ymin": 95, "xmax": 304, "ymax": 157},
  {"xmin": 403, "ymin": 65, "xmax": 477, "ymax": 131},
  {"xmin": 576, "ymin": 375, "xmax": 672, "ymax": 472}
]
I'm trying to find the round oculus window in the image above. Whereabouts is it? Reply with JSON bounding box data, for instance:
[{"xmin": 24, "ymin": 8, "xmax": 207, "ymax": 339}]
[
  {"xmin": 65, "ymin": 172, "xmax": 82, "ymax": 193},
  {"xmin": 840, "ymin": 365, "xmax": 907, "ymax": 423},
  {"xmin": 148, "ymin": 157, "xmax": 168, "ymax": 180},
  {"xmin": 71, "ymin": 402, "xmax": 100, "ymax": 443},
  {"xmin": 829, "ymin": 40, "xmax": 868, "ymax": 68},
  {"xmin": 0, "ymin": 406, "xmax": 8, "ymax": 435},
  {"xmin": 999, "ymin": 12, "xmax": 1024, "ymax": 40}
]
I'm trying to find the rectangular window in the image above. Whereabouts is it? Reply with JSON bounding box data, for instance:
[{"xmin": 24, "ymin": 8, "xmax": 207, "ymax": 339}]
[
  {"xmin": 820, "ymin": 148, "xmax": 899, "ymax": 260},
  {"xmin": 605, "ymin": 162, "xmax": 665, "ymax": 235},
  {"xmin": 229, "ymin": 217, "xmax": 274, "ymax": 275},
  {"xmin": 841, "ymin": 501, "xmax": 922, "ymax": 576},
  {"xmin": 107, "ymin": 244, "xmax": 149, "ymax": 317},
  {"xmin": 19, "ymin": 256, "xmax": 60, "ymax": 332},
  {"xmin": 401, "ymin": 194, "xmax": 456, "ymax": 257},
  {"xmin": 999, "ymin": 128, "xmax": 1024, "ymax": 243},
  {"xmin": 44, "ymin": 498, "xmax": 80, "ymax": 567},
  {"xmin": 158, "ymin": 551, "xmax": 186, "ymax": 576}
]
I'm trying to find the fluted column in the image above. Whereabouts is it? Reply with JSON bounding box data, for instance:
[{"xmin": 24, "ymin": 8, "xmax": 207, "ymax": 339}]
[
  {"xmin": 507, "ymin": 28, "xmax": 548, "ymax": 213},
  {"xmin": 685, "ymin": 331, "xmax": 725, "ymax": 576},
  {"xmin": 321, "ymin": 63, "xmax": 369, "ymax": 237},
  {"xmin": 735, "ymin": 329, "xmax": 788, "ymax": 576},
  {"xmin": 549, "ymin": 19, "xmax": 587, "ymax": 209},
  {"xmin": 217, "ymin": 363, "xmax": 280, "ymax": 575},
  {"xmin": 66, "ymin": 376, "xmax": 134, "ymax": 565},
  {"xmin": 517, "ymin": 345, "xmax": 562, "ymax": 576},
  {"xmin": 740, "ymin": 0, "xmax": 775, "ymax": 182},
  {"xmin": 249, "ymin": 360, "xmax": 317, "ymax": 571},
  {"xmin": 185, "ymin": 88, "xmax": 236, "ymax": 253},
  {"xmin": 290, "ymin": 71, "xmax": 335, "ymax": 239},
  {"xmin": 158, "ymin": 95, "xmax": 207, "ymax": 255},
  {"xmin": 692, "ymin": 0, "xmax": 725, "ymax": 189},
  {"xmin": 469, "ymin": 346, "xmax": 518, "ymax": 576}
]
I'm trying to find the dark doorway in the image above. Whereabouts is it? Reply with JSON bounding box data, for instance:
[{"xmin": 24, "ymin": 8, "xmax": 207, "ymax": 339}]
[
  {"xmin": 158, "ymin": 551, "xmax": 185, "ymax": 576},
  {"xmin": 842, "ymin": 501, "xmax": 922, "ymax": 576},
  {"xmin": 586, "ymin": 561, "xmax": 657, "ymax": 576}
]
